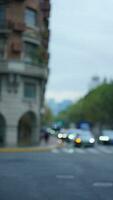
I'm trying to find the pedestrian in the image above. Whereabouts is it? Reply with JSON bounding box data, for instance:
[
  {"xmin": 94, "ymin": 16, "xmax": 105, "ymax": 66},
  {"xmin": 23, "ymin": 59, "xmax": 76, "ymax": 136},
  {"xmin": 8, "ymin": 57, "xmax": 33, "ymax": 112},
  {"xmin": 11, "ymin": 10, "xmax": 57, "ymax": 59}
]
[{"xmin": 44, "ymin": 130, "xmax": 50, "ymax": 143}]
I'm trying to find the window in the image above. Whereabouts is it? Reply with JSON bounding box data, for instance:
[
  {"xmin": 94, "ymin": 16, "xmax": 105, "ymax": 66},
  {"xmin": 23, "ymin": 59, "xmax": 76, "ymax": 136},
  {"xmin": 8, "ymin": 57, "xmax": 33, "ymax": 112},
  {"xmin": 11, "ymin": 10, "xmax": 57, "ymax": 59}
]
[
  {"xmin": 24, "ymin": 42, "xmax": 39, "ymax": 64},
  {"xmin": 25, "ymin": 8, "xmax": 37, "ymax": 27},
  {"xmin": 0, "ymin": 5, "xmax": 6, "ymax": 27},
  {"xmin": 0, "ymin": 38, "xmax": 5, "ymax": 59},
  {"xmin": 24, "ymin": 83, "xmax": 36, "ymax": 99}
]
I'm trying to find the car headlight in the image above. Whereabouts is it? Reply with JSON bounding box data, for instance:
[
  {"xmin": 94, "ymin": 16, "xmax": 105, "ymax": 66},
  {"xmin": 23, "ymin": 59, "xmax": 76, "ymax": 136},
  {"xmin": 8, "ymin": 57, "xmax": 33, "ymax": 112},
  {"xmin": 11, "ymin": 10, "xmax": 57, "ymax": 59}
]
[
  {"xmin": 68, "ymin": 134, "xmax": 75, "ymax": 140},
  {"xmin": 99, "ymin": 136, "xmax": 109, "ymax": 141},
  {"xmin": 89, "ymin": 138, "xmax": 95, "ymax": 143},
  {"xmin": 58, "ymin": 133, "xmax": 63, "ymax": 139},
  {"xmin": 75, "ymin": 138, "xmax": 81, "ymax": 144},
  {"xmin": 62, "ymin": 134, "xmax": 67, "ymax": 138}
]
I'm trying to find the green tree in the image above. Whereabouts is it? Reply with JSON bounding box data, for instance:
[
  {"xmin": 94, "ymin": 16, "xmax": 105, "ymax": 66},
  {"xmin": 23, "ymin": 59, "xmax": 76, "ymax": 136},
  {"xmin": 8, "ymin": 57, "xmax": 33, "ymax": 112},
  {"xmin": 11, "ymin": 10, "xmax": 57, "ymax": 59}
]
[{"xmin": 57, "ymin": 83, "xmax": 113, "ymax": 128}]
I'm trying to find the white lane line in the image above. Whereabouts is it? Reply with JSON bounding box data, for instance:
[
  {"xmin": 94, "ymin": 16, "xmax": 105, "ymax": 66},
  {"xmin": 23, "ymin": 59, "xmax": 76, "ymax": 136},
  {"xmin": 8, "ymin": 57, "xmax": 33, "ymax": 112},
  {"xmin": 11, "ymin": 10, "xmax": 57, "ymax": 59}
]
[
  {"xmin": 61, "ymin": 148, "xmax": 75, "ymax": 154},
  {"xmin": 93, "ymin": 182, "xmax": 113, "ymax": 188},
  {"xmin": 56, "ymin": 175, "xmax": 74, "ymax": 180},
  {"xmin": 52, "ymin": 148, "xmax": 75, "ymax": 154}
]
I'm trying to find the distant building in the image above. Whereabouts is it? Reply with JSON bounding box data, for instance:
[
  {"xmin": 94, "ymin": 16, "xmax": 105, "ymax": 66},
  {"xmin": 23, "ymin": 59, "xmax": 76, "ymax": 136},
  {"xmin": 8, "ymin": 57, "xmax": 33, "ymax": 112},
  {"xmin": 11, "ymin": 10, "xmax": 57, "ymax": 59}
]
[
  {"xmin": 47, "ymin": 99, "xmax": 73, "ymax": 115},
  {"xmin": 0, "ymin": 0, "xmax": 50, "ymax": 146}
]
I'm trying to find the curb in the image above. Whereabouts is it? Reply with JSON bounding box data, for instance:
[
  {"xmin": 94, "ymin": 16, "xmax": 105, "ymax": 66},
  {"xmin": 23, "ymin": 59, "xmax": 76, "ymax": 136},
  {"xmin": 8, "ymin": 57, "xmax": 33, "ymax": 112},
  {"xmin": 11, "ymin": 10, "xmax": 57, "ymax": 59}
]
[{"xmin": 0, "ymin": 142, "xmax": 64, "ymax": 153}]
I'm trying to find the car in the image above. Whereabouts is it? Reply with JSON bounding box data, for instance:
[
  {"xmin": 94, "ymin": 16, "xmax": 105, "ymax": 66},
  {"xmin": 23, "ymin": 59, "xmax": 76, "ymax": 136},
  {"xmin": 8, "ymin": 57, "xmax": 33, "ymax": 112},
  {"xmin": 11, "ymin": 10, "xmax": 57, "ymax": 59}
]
[
  {"xmin": 98, "ymin": 130, "xmax": 113, "ymax": 145},
  {"xmin": 57, "ymin": 128, "xmax": 80, "ymax": 142},
  {"xmin": 66, "ymin": 129, "xmax": 81, "ymax": 143},
  {"xmin": 57, "ymin": 128, "xmax": 68, "ymax": 141},
  {"xmin": 74, "ymin": 130, "xmax": 95, "ymax": 147}
]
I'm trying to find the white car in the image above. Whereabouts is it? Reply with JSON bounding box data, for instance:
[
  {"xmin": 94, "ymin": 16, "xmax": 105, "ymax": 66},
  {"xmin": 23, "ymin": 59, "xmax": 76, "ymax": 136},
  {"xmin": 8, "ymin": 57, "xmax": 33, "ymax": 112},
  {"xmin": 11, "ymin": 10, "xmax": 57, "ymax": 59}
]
[{"xmin": 99, "ymin": 130, "xmax": 113, "ymax": 145}]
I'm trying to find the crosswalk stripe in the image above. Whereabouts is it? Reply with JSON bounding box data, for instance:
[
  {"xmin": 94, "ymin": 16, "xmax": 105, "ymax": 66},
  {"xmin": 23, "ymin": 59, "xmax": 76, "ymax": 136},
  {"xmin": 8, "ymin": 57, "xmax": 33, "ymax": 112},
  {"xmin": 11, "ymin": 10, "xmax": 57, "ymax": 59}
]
[
  {"xmin": 62, "ymin": 148, "xmax": 71, "ymax": 153},
  {"xmin": 51, "ymin": 147, "xmax": 113, "ymax": 155},
  {"xmin": 67, "ymin": 149, "xmax": 75, "ymax": 153},
  {"xmin": 51, "ymin": 149, "xmax": 60, "ymax": 153}
]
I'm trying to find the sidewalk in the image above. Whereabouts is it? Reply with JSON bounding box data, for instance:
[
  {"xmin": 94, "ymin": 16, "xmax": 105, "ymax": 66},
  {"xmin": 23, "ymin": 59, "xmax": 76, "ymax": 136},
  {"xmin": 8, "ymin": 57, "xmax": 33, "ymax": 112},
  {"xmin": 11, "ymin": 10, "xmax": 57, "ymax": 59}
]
[{"xmin": 0, "ymin": 136, "xmax": 64, "ymax": 153}]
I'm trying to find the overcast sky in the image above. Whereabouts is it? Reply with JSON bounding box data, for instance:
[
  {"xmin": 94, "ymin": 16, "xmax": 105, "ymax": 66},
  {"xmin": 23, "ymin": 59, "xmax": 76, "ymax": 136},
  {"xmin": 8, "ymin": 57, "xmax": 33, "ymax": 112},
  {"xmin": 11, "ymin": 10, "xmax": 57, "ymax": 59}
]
[{"xmin": 45, "ymin": 0, "xmax": 113, "ymax": 102}]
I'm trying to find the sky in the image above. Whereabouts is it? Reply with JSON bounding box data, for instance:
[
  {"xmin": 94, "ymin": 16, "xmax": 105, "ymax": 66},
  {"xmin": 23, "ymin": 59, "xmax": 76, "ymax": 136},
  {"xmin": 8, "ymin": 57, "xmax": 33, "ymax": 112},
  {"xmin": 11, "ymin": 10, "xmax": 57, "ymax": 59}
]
[{"xmin": 45, "ymin": 0, "xmax": 113, "ymax": 102}]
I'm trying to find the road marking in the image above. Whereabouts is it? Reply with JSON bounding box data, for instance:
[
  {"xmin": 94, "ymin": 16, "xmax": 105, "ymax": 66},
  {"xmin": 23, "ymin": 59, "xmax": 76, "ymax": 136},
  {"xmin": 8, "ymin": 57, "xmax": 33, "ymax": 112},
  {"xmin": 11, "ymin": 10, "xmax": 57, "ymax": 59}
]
[
  {"xmin": 62, "ymin": 148, "xmax": 71, "ymax": 153},
  {"xmin": 56, "ymin": 175, "xmax": 74, "ymax": 180},
  {"xmin": 51, "ymin": 149, "xmax": 59, "ymax": 153},
  {"xmin": 52, "ymin": 146, "xmax": 113, "ymax": 155},
  {"xmin": 93, "ymin": 182, "xmax": 113, "ymax": 188},
  {"xmin": 67, "ymin": 148, "xmax": 75, "ymax": 154}
]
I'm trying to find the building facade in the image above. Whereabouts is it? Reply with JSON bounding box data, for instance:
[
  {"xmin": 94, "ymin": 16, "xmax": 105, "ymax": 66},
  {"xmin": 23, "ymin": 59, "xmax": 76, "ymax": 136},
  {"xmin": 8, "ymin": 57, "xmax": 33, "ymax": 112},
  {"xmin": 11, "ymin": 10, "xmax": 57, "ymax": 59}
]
[{"xmin": 0, "ymin": 0, "xmax": 50, "ymax": 146}]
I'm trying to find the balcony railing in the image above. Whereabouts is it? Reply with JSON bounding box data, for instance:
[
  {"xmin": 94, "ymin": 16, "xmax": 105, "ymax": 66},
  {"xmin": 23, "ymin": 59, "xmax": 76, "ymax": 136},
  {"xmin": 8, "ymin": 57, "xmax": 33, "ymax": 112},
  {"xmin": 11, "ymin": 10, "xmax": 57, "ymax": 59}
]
[
  {"xmin": 0, "ymin": 60, "xmax": 49, "ymax": 80},
  {"xmin": 0, "ymin": 20, "xmax": 25, "ymax": 33}
]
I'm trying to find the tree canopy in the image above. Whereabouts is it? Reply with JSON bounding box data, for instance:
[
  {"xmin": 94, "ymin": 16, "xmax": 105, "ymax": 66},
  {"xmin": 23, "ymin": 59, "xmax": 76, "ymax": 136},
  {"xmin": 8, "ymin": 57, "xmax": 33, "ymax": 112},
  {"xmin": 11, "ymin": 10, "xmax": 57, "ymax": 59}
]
[{"xmin": 57, "ymin": 83, "xmax": 113, "ymax": 128}]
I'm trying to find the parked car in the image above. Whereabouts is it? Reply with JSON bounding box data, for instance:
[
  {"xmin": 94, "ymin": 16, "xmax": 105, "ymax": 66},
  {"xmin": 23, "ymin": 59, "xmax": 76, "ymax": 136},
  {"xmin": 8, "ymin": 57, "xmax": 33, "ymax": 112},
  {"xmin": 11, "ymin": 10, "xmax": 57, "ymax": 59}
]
[
  {"xmin": 74, "ymin": 130, "xmax": 95, "ymax": 147},
  {"xmin": 98, "ymin": 130, "xmax": 113, "ymax": 145}
]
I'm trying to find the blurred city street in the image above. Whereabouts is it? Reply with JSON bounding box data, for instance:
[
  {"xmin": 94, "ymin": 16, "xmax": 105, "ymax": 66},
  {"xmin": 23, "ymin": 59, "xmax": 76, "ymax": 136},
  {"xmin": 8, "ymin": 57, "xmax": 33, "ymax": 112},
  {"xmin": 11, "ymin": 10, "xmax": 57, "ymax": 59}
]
[
  {"xmin": 0, "ymin": 0, "xmax": 113, "ymax": 199},
  {"xmin": 0, "ymin": 142, "xmax": 113, "ymax": 200}
]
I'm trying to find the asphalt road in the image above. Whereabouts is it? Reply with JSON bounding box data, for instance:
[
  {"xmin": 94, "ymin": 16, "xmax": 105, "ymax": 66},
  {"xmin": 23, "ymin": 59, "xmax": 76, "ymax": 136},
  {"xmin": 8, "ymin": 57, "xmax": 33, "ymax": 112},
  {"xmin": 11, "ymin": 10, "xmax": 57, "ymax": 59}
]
[{"xmin": 0, "ymin": 145, "xmax": 113, "ymax": 200}]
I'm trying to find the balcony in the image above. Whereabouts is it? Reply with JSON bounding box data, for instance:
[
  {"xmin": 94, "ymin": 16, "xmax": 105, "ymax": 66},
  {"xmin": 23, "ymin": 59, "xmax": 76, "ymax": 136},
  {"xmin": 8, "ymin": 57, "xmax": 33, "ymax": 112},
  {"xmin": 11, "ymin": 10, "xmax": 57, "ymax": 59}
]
[
  {"xmin": 0, "ymin": 60, "xmax": 49, "ymax": 80},
  {"xmin": 11, "ymin": 41, "xmax": 22, "ymax": 53},
  {"xmin": 0, "ymin": 20, "xmax": 25, "ymax": 33},
  {"xmin": 13, "ymin": 22, "xmax": 25, "ymax": 32},
  {"xmin": 0, "ymin": 18, "xmax": 16, "ymax": 33}
]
